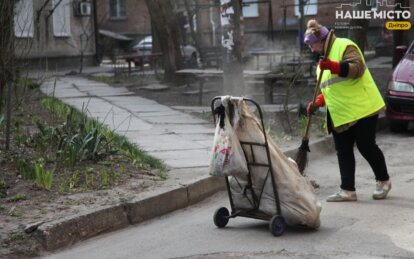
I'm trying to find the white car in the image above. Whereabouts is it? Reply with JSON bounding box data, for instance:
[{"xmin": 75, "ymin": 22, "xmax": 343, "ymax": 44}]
[{"xmin": 132, "ymin": 36, "xmax": 199, "ymax": 67}]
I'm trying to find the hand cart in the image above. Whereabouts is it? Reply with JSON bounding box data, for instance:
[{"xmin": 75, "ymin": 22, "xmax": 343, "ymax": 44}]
[{"xmin": 211, "ymin": 96, "xmax": 286, "ymax": 236}]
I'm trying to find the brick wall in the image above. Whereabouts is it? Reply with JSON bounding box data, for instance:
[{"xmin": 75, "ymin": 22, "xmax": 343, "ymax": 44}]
[{"xmin": 96, "ymin": 0, "xmax": 151, "ymax": 38}]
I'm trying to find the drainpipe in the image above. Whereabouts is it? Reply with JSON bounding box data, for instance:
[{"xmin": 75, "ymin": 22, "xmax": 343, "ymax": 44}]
[{"xmin": 209, "ymin": 0, "xmax": 216, "ymax": 46}]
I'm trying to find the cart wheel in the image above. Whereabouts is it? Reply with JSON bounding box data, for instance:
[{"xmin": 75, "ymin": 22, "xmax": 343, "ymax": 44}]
[
  {"xmin": 214, "ymin": 207, "xmax": 230, "ymax": 228},
  {"xmin": 269, "ymin": 215, "xmax": 286, "ymax": 236}
]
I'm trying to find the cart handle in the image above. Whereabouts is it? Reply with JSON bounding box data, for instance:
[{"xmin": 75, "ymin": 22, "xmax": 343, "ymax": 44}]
[{"xmin": 211, "ymin": 96, "xmax": 267, "ymax": 141}]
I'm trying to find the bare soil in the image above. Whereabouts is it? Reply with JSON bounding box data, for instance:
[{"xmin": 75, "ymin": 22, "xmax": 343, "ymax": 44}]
[{"xmin": 0, "ymin": 88, "xmax": 165, "ymax": 258}]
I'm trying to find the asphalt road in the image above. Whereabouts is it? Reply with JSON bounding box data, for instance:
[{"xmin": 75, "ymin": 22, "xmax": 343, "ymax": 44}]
[{"xmin": 44, "ymin": 130, "xmax": 414, "ymax": 259}]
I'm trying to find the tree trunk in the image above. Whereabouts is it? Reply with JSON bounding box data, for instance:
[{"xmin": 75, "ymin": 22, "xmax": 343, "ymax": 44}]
[
  {"xmin": 183, "ymin": 0, "xmax": 202, "ymax": 51},
  {"xmin": 0, "ymin": 1, "xmax": 15, "ymax": 151},
  {"xmin": 144, "ymin": 0, "xmax": 184, "ymax": 83},
  {"xmin": 220, "ymin": 0, "xmax": 245, "ymax": 96},
  {"xmin": 347, "ymin": 0, "xmax": 370, "ymax": 53},
  {"xmin": 392, "ymin": 0, "xmax": 410, "ymax": 68},
  {"xmin": 0, "ymin": 1, "xmax": 15, "ymax": 114}
]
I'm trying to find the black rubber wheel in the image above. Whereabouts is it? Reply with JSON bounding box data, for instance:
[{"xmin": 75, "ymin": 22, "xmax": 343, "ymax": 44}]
[
  {"xmin": 213, "ymin": 207, "xmax": 229, "ymax": 228},
  {"xmin": 269, "ymin": 215, "xmax": 286, "ymax": 236}
]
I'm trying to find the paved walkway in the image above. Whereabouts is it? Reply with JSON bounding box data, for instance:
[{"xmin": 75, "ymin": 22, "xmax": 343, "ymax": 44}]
[{"xmin": 41, "ymin": 76, "xmax": 214, "ymax": 169}]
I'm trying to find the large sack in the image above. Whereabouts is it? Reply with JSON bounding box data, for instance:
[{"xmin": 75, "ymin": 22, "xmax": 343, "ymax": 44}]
[{"xmin": 223, "ymin": 97, "xmax": 321, "ymax": 229}]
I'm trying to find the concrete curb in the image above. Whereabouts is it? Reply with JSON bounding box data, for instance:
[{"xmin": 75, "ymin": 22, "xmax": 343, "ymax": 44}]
[
  {"xmin": 35, "ymin": 175, "xmax": 226, "ymax": 251},
  {"xmin": 36, "ymin": 114, "xmax": 390, "ymax": 251}
]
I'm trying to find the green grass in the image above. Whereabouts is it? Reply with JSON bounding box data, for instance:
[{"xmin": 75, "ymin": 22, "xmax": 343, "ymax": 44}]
[
  {"xmin": 16, "ymin": 76, "xmax": 40, "ymax": 90},
  {"xmin": 40, "ymin": 96, "xmax": 167, "ymax": 173},
  {"xmin": 10, "ymin": 193, "xmax": 27, "ymax": 202},
  {"xmin": 7, "ymin": 232, "xmax": 25, "ymax": 243},
  {"xmin": 92, "ymin": 75, "xmax": 123, "ymax": 84}
]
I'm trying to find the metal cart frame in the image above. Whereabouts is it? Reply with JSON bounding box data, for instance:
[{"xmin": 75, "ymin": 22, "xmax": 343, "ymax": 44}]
[{"xmin": 211, "ymin": 96, "xmax": 286, "ymax": 236}]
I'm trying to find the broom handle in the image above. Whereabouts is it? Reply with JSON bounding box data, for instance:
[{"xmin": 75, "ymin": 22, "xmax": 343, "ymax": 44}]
[{"xmin": 303, "ymin": 29, "xmax": 335, "ymax": 140}]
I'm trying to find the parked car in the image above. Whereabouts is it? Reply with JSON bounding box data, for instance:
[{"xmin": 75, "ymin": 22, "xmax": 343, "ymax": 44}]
[
  {"xmin": 384, "ymin": 40, "xmax": 414, "ymax": 132},
  {"xmin": 132, "ymin": 36, "xmax": 199, "ymax": 67},
  {"xmin": 133, "ymin": 35, "xmax": 153, "ymax": 56}
]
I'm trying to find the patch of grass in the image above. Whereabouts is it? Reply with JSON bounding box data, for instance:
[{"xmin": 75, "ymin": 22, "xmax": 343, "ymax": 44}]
[
  {"xmin": 6, "ymin": 232, "xmax": 25, "ymax": 243},
  {"xmin": 34, "ymin": 160, "xmax": 54, "ymax": 191},
  {"xmin": 14, "ymin": 156, "xmax": 35, "ymax": 180},
  {"xmin": 10, "ymin": 193, "xmax": 26, "ymax": 202},
  {"xmin": 0, "ymin": 115, "xmax": 4, "ymax": 130},
  {"xmin": 11, "ymin": 121, "xmax": 30, "ymax": 147},
  {"xmin": 92, "ymin": 75, "xmax": 123, "ymax": 84},
  {"xmin": 16, "ymin": 76, "xmax": 40, "ymax": 90},
  {"xmin": 69, "ymin": 170, "xmax": 81, "ymax": 190},
  {"xmin": 0, "ymin": 180, "xmax": 8, "ymax": 199},
  {"xmin": 9, "ymin": 209, "xmax": 23, "ymax": 218},
  {"xmin": 23, "ymin": 248, "xmax": 40, "ymax": 257},
  {"xmin": 41, "ymin": 96, "xmax": 166, "ymax": 173},
  {"xmin": 117, "ymin": 136, "xmax": 166, "ymax": 171},
  {"xmin": 3, "ymin": 93, "xmax": 168, "ymax": 195}
]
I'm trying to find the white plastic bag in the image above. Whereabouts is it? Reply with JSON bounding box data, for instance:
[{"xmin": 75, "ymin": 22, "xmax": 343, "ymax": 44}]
[{"xmin": 209, "ymin": 115, "xmax": 249, "ymax": 177}]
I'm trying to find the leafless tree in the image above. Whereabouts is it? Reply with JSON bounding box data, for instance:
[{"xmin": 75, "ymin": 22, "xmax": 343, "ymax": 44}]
[
  {"xmin": 0, "ymin": 1, "xmax": 16, "ymax": 114},
  {"xmin": 144, "ymin": 0, "xmax": 184, "ymax": 83}
]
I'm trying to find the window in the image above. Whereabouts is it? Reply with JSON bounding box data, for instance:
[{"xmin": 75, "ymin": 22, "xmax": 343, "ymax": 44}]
[
  {"xmin": 53, "ymin": 0, "xmax": 71, "ymax": 37},
  {"xmin": 109, "ymin": 0, "xmax": 127, "ymax": 19},
  {"xmin": 243, "ymin": 0, "xmax": 259, "ymax": 18},
  {"xmin": 14, "ymin": 0, "xmax": 34, "ymax": 38},
  {"xmin": 294, "ymin": 0, "xmax": 318, "ymax": 17}
]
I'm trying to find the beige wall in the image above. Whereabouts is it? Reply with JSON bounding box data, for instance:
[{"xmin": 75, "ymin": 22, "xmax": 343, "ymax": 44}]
[{"xmin": 15, "ymin": 0, "xmax": 96, "ymax": 63}]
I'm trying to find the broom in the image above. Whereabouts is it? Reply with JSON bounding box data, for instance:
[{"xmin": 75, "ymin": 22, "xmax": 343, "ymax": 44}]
[{"xmin": 295, "ymin": 29, "xmax": 335, "ymax": 175}]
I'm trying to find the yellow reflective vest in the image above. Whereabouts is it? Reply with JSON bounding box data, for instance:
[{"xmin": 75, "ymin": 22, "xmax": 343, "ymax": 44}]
[{"xmin": 317, "ymin": 38, "xmax": 385, "ymax": 127}]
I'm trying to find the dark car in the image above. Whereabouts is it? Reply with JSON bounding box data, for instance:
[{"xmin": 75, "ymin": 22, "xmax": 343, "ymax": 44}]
[{"xmin": 384, "ymin": 40, "xmax": 414, "ymax": 132}]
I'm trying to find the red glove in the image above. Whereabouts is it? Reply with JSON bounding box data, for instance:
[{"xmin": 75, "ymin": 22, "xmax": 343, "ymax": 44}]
[
  {"xmin": 319, "ymin": 58, "xmax": 340, "ymax": 74},
  {"xmin": 306, "ymin": 94, "xmax": 325, "ymax": 115}
]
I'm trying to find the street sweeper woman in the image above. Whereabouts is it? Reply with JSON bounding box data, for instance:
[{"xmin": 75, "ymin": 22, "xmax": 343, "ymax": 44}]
[{"xmin": 304, "ymin": 19, "xmax": 391, "ymax": 202}]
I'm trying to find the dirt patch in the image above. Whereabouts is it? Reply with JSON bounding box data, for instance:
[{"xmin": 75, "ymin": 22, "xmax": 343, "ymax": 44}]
[{"xmin": 0, "ymin": 88, "xmax": 165, "ymax": 258}]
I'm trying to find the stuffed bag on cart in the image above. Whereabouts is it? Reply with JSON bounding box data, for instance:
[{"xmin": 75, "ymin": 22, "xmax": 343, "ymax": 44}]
[{"xmin": 225, "ymin": 97, "xmax": 322, "ymax": 229}]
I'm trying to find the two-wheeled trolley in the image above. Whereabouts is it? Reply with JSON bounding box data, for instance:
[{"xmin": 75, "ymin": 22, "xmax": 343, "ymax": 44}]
[{"xmin": 211, "ymin": 96, "xmax": 286, "ymax": 236}]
